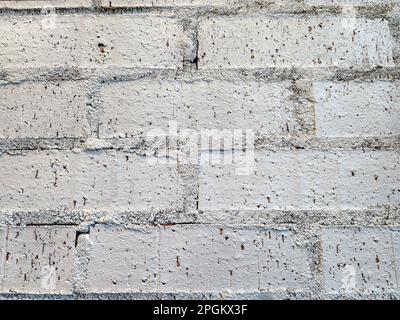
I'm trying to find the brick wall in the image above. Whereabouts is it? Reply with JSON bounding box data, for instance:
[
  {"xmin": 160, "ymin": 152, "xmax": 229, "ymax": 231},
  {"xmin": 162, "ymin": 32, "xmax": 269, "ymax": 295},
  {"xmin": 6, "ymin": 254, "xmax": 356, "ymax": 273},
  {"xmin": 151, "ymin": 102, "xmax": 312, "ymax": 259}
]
[{"xmin": 0, "ymin": 0, "xmax": 399, "ymax": 299}]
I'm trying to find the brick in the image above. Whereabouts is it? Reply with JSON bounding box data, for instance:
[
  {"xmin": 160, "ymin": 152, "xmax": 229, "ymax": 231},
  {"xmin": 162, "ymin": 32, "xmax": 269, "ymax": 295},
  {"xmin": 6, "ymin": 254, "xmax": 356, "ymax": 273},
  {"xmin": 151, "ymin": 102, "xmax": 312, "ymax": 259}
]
[
  {"xmin": 159, "ymin": 225, "xmax": 310, "ymax": 292},
  {"xmin": 84, "ymin": 224, "xmax": 311, "ymax": 293},
  {"xmin": 0, "ymin": 0, "xmax": 398, "ymax": 300},
  {"xmin": 314, "ymin": 81, "xmax": 400, "ymax": 138},
  {"xmin": 0, "ymin": 151, "xmax": 183, "ymax": 212},
  {"xmin": 198, "ymin": 16, "xmax": 393, "ymax": 69},
  {"xmin": 98, "ymin": 79, "xmax": 298, "ymax": 138},
  {"xmin": 199, "ymin": 150, "xmax": 400, "ymax": 211},
  {"xmin": 0, "ymin": 15, "xmax": 183, "ymax": 69},
  {"xmin": 0, "ymin": 0, "xmax": 92, "ymax": 8},
  {"xmin": 321, "ymin": 227, "xmax": 399, "ymax": 294},
  {"xmin": 0, "ymin": 226, "xmax": 75, "ymax": 294},
  {"xmin": 84, "ymin": 225, "xmax": 158, "ymax": 293},
  {"xmin": 0, "ymin": 82, "xmax": 89, "ymax": 139}
]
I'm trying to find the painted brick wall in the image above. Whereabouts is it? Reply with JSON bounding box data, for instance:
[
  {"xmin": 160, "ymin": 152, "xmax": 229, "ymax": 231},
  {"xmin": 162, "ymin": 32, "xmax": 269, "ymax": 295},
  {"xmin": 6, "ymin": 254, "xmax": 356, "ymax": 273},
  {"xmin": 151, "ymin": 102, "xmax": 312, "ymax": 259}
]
[{"xmin": 0, "ymin": 0, "xmax": 399, "ymax": 300}]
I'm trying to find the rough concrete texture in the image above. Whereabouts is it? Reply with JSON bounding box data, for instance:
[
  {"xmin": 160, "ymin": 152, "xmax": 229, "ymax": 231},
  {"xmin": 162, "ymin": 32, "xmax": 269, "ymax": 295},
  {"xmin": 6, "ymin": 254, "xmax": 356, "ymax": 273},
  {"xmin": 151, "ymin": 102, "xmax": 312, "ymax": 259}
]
[
  {"xmin": 97, "ymin": 80, "xmax": 300, "ymax": 138},
  {"xmin": 198, "ymin": 16, "xmax": 394, "ymax": 69},
  {"xmin": 0, "ymin": 226, "xmax": 75, "ymax": 294},
  {"xmin": 0, "ymin": 151, "xmax": 183, "ymax": 211},
  {"xmin": 0, "ymin": 82, "xmax": 89, "ymax": 138},
  {"xmin": 322, "ymin": 227, "xmax": 399, "ymax": 294},
  {"xmin": 0, "ymin": 15, "xmax": 183, "ymax": 69},
  {"xmin": 313, "ymin": 81, "xmax": 400, "ymax": 137},
  {"xmin": 82, "ymin": 225, "xmax": 310, "ymax": 293},
  {"xmin": 199, "ymin": 150, "xmax": 399, "ymax": 210},
  {"xmin": 0, "ymin": 0, "xmax": 399, "ymax": 300}
]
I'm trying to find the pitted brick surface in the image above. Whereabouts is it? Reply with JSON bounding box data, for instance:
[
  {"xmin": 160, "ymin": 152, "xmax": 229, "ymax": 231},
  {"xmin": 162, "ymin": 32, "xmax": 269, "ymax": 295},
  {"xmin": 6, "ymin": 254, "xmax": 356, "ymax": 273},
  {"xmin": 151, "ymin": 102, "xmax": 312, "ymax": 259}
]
[
  {"xmin": 0, "ymin": 151, "xmax": 183, "ymax": 212},
  {"xmin": 322, "ymin": 228, "xmax": 400, "ymax": 294},
  {"xmin": 84, "ymin": 225, "xmax": 311, "ymax": 293},
  {"xmin": 199, "ymin": 150, "xmax": 400, "ymax": 211},
  {"xmin": 0, "ymin": 0, "xmax": 398, "ymax": 299},
  {"xmin": 0, "ymin": 82, "xmax": 88, "ymax": 139},
  {"xmin": 0, "ymin": 15, "xmax": 183, "ymax": 69},
  {"xmin": 0, "ymin": 226, "xmax": 75, "ymax": 294},
  {"xmin": 98, "ymin": 80, "xmax": 300, "ymax": 138},
  {"xmin": 313, "ymin": 81, "xmax": 400, "ymax": 137},
  {"xmin": 198, "ymin": 16, "xmax": 393, "ymax": 69}
]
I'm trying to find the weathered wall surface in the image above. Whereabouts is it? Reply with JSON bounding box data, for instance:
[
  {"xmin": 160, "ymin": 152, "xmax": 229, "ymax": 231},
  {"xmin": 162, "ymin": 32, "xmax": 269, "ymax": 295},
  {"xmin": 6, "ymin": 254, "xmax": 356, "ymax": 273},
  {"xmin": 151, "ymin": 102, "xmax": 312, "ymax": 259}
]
[{"xmin": 0, "ymin": 0, "xmax": 399, "ymax": 300}]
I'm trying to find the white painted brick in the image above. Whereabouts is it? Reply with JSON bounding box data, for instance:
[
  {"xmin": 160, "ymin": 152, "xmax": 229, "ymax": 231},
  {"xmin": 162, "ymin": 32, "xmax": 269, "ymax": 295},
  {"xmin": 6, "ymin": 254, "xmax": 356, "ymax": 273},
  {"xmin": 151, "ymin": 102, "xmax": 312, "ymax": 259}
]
[
  {"xmin": 0, "ymin": 226, "xmax": 75, "ymax": 294},
  {"xmin": 98, "ymin": 80, "xmax": 298, "ymax": 138},
  {"xmin": 84, "ymin": 224, "xmax": 311, "ymax": 293},
  {"xmin": 0, "ymin": 15, "xmax": 183, "ymax": 69},
  {"xmin": 198, "ymin": 16, "xmax": 393, "ymax": 69},
  {"xmin": 98, "ymin": 80, "xmax": 176, "ymax": 138},
  {"xmin": 322, "ymin": 228, "xmax": 399, "ymax": 294},
  {"xmin": 0, "ymin": 0, "xmax": 92, "ymax": 8},
  {"xmin": 314, "ymin": 81, "xmax": 400, "ymax": 138},
  {"xmin": 159, "ymin": 225, "xmax": 310, "ymax": 292},
  {"xmin": 0, "ymin": 151, "xmax": 182, "ymax": 211},
  {"xmin": 0, "ymin": 0, "xmax": 397, "ymax": 300},
  {"xmin": 0, "ymin": 82, "xmax": 89, "ymax": 139},
  {"xmin": 199, "ymin": 150, "xmax": 400, "ymax": 211},
  {"xmin": 84, "ymin": 225, "xmax": 159, "ymax": 293}
]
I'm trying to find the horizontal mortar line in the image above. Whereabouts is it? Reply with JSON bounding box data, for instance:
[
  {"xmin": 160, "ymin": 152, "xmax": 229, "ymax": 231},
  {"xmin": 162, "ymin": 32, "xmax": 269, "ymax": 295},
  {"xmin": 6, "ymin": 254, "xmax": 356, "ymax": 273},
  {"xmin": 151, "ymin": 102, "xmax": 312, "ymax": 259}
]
[
  {"xmin": 0, "ymin": 210, "xmax": 381, "ymax": 215},
  {"xmin": 2, "ymin": 67, "xmax": 400, "ymax": 83},
  {"xmin": 1, "ymin": 138, "xmax": 399, "ymax": 152},
  {"xmin": 1, "ymin": 292, "xmax": 398, "ymax": 300},
  {"xmin": 254, "ymin": 138, "xmax": 400, "ymax": 151},
  {"xmin": 24, "ymin": 223, "xmax": 79, "ymax": 227},
  {"xmin": 1, "ymin": 147, "xmax": 399, "ymax": 153},
  {"xmin": 2, "ymin": 218, "xmax": 399, "ymax": 225},
  {"xmin": 0, "ymin": 291, "xmax": 313, "ymax": 300},
  {"xmin": 1, "ymin": 208, "xmax": 399, "ymax": 226},
  {"xmin": 0, "ymin": 6, "xmax": 397, "ymax": 18}
]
